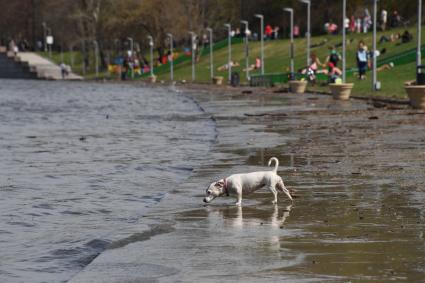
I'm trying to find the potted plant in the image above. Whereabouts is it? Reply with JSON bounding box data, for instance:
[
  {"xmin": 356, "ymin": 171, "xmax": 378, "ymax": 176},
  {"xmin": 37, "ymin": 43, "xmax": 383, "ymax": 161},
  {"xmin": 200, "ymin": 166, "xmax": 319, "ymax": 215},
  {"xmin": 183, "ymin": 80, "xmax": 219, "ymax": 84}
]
[
  {"xmin": 404, "ymin": 4, "xmax": 425, "ymax": 109},
  {"xmin": 212, "ymin": 76, "xmax": 224, "ymax": 85},
  {"xmin": 148, "ymin": 75, "xmax": 157, "ymax": 83},
  {"xmin": 288, "ymin": 79, "xmax": 308, "ymax": 94},
  {"xmin": 329, "ymin": 81, "xmax": 354, "ymax": 100},
  {"xmin": 405, "ymin": 80, "xmax": 425, "ymax": 109}
]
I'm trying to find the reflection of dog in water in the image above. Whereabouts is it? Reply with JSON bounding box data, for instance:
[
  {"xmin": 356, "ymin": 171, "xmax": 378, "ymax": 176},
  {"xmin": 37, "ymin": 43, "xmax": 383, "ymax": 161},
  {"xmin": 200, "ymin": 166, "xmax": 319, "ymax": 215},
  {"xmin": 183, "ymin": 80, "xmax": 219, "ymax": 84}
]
[
  {"xmin": 209, "ymin": 205, "xmax": 293, "ymax": 229},
  {"xmin": 204, "ymin": 157, "xmax": 293, "ymax": 206}
]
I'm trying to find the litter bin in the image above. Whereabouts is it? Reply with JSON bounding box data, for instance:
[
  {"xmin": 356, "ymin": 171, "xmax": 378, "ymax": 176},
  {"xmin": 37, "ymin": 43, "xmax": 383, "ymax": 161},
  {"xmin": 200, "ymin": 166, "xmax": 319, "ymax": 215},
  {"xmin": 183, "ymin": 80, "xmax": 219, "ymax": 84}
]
[
  {"xmin": 231, "ymin": 72, "xmax": 240, "ymax": 87},
  {"xmin": 417, "ymin": 65, "xmax": 425, "ymax": 85}
]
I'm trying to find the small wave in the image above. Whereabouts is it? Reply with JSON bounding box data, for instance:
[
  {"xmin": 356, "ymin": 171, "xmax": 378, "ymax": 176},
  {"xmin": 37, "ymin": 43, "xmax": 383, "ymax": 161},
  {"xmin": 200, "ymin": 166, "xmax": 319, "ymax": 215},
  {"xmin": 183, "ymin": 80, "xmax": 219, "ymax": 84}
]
[
  {"xmin": 61, "ymin": 210, "xmax": 87, "ymax": 216},
  {"xmin": 108, "ymin": 224, "xmax": 175, "ymax": 250},
  {"xmin": 140, "ymin": 192, "xmax": 167, "ymax": 205},
  {"xmin": 32, "ymin": 203, "xmax": 54, "ymax": 210},
  {"xmin": 85, "ymin": 239, "xmax": 111, "ymax": 251},
  {"xmin": 7, "ymin": 221, "xmax": 35, "ymax": 228}
]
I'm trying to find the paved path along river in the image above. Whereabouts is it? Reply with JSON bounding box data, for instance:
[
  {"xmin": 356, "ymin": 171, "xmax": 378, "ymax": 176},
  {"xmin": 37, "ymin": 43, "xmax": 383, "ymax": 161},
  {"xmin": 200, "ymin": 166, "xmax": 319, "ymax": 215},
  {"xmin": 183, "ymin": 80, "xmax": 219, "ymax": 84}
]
[{"xmin": 70, "ymin": 85, "xmax": 425, "ymax": 282}]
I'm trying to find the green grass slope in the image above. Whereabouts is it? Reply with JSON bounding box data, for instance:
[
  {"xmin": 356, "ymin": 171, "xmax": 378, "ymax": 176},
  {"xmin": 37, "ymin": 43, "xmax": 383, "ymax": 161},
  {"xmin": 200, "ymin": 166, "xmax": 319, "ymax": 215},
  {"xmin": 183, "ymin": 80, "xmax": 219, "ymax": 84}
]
[
  {"xmin": 155, "ymin": 26, "xmax": 424, "ymax": 98},
  {"xmin": 39, "ymin": 26, "xmax": 424, "ymax": 98}
]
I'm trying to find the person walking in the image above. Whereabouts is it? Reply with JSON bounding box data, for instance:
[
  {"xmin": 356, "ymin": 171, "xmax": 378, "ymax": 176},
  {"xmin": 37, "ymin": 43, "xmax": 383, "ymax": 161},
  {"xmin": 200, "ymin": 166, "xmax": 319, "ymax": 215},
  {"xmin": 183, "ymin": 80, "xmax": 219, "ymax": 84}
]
[
  {"xmin": 363, "ymin": 8, "xmax": 371, "ymax": 33},
  {"xmin": 350, "ymin": 15, "xmax": 356, "ymax": 33},
  {"xmin": 356, "ymin": 41, "xmax": 369, "ymax": 80},
  {"xmin": 356, "ymin": 18, "xmax": 362, "ymax": 33},
  {"xmin": 381, "ymin": 9, "xmax": 388, "ymax": 31}
]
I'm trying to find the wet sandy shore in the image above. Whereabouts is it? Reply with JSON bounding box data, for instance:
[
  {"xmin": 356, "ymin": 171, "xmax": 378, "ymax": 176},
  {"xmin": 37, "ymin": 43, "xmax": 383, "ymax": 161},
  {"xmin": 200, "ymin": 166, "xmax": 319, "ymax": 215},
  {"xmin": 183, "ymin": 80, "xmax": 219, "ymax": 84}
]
[{"xmin": 70, "ymin": 85, "xmax": 425, "ymax": 282}]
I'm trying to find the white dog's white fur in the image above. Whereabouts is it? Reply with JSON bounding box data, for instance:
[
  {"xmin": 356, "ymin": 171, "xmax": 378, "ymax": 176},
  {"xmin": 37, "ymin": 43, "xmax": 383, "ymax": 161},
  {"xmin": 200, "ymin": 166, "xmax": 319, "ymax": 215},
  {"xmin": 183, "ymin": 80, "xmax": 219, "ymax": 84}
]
[{"xmin": 204, "ymin": 157, "xmax": 293, "ymax": 206}]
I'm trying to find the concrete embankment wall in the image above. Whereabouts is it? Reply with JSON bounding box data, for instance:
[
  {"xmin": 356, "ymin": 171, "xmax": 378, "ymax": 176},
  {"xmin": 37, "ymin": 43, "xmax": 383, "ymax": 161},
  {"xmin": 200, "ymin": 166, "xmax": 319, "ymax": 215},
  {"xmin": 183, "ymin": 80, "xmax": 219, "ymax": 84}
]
[
  {"xmin": 0, "ymin": 47, "xmax": 38, "ymax": 79},
  {"xmin": 0, "ymin": 46, "xmax": 82, "ymax": 80}
]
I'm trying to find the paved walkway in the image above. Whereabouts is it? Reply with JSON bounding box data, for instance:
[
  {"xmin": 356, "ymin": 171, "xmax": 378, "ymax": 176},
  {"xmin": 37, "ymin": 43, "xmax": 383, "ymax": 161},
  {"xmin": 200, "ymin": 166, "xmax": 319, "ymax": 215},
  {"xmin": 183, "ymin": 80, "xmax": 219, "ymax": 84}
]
[{"xmin": 16, "ymin": 52, "xmax": 83, "ymax": 80}]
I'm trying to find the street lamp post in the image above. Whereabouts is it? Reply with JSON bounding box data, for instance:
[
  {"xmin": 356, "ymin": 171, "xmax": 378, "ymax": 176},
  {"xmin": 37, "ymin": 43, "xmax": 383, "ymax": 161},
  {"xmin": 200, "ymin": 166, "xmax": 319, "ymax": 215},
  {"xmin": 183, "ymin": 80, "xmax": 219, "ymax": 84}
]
[
  {"xmin": 372, "ymin": 0, "xmax": 378, "ymax": 91},
  {"xmin": 147, "ymin": 35, "xmax": 154, "ymax": 77},
  {"xmin": 342, "ymin": 0, "xmax": 347, "ymax": 82},
  {"xmin": 254, "ymin": 14, "xmax": 264, "ymax": 74},
  {"xmin": 241, "ymin": 20, "xmax": 250, "ymax": 81},
  {"xmin": 127, "ymin": 37, "xmax": 134, "ymax": 79},
  {"xmin": 284, "ymin": 8, "xmax": 295, "ymax": 79},
  {"xmin": 299, "ymin": 0, "xmax": 311, "ymax": 66},
  {"xmin": 60, "ymin": 43, "xmax": 64, "ymax": 63},
  {"xmin": 42, "ymin": 22, "xmax": 47, "ymax": 52},
  {"xmin": 206, "ymin": 27, "xmax": 214, "ymax": 80},
  {"xmin": 417, "ymin": 0, "xmax": 422, "ymax": 72},
  {"xmin": 166, "ymin": 33, "xmax": 174, "ymax": 82},
  {"xmin": 93, "ymin": 40, "xmax": 99, "ymax": 78},
  {"xmin": 224, "ymin": 23, "xmax": 232, "ymax": 83},
  {"xmin": 189, "ymin": 31, "xmax": 196, "ymax": 81}
]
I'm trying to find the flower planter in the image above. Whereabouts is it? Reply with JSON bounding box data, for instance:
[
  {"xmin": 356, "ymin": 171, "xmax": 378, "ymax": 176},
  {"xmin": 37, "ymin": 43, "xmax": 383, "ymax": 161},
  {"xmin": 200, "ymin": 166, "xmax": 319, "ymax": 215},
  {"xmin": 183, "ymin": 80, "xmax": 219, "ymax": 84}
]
[
  {"xmin": 405, "ymin": 84, "xmax": 425, "ymax": 109},
  {"xmin": 148, "ymin": 75, "xmax": 157, "ymax": 83},
  {"xmin": 329, "ymin": 83, "xmax": 354, "ymax": 100},
  {"xmin": 288, "ymin": 80, "xmax": 308, "ymax": 94},
  {"xmin": 212, "ymin": 76, "xmax": 224, "ymax": 85}
]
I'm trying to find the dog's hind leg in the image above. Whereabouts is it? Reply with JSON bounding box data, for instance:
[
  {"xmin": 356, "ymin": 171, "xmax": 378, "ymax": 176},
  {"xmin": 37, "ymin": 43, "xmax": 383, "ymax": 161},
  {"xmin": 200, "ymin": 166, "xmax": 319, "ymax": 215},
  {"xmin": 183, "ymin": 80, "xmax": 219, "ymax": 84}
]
[{"xmin": 267, "ymin": 186, "xmax": 278, "ymax": 204}]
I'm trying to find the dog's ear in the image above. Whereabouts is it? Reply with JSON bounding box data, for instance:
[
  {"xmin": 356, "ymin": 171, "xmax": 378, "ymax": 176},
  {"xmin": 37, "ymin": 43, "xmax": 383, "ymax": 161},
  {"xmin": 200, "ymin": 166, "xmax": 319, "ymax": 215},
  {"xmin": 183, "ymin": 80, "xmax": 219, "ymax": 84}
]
[{"xmin": 216, "ymin": 180, "xmax": 224, "ymax": 187}]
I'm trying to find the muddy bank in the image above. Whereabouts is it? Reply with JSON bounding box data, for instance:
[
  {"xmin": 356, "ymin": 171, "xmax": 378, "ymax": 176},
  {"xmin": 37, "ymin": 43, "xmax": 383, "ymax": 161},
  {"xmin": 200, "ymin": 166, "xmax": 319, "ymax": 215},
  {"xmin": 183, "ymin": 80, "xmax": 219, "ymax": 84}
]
[{"xmin": 70, "ymin": 85, "xmax": 425, "ymax": 282}]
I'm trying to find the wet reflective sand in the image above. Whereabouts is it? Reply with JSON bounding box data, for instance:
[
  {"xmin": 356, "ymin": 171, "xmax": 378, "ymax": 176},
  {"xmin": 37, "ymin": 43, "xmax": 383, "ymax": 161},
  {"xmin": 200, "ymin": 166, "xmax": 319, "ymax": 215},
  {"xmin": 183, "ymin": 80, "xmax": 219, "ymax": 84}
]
[{"xmin": 71, "ymin": 86, "xmax": 425, "ymax": 282}]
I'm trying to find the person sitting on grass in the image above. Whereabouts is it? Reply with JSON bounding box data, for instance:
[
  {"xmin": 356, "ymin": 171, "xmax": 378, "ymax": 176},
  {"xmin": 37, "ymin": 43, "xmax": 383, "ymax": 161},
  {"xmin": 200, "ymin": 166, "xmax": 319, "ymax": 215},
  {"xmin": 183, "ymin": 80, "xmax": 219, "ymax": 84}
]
[
  {"xmin": 217, "ymin": 61, "xmax": 240, "ymax": 71},
  {"xmin": 325, "ymin": 46, "xmax": 342, "ymax": 67},
  {"xmin": 401, "ymin": 30, "xmax": 413, "ymax": 44},
  {"xmin": 377, "ymin": 62, "xmax": 395, "ymax": 72},
  {"xmin": 326, "ymin": 62, "xmax": 342, "ymax": 84},
  {"xmin": 299, "ymin": 52, "xmax": 326, "ymax": 84},
  {"xmin": 243, "ymin": 57, "xmax": 262, "ymax": 72}
]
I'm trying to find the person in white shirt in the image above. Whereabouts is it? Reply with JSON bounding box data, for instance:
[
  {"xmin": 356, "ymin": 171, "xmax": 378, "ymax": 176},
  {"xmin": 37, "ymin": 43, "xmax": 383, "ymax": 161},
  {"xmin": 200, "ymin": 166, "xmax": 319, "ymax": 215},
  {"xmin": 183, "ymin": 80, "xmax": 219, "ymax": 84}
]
[{"xmin": 381, "ymin": 9, "xmax": 388, "ymax": 31}]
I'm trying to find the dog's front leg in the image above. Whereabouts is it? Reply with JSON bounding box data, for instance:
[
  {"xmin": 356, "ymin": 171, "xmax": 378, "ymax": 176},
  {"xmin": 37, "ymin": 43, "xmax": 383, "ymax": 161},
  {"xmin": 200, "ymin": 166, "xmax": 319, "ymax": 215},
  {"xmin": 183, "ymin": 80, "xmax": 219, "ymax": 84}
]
[
  {"xmin": 268, "ymin": 186, "xmax": 278, "ymax": 204},
  {"xmin": 235, "ymin": 187, "xmax": 242, "ymax": 206}
]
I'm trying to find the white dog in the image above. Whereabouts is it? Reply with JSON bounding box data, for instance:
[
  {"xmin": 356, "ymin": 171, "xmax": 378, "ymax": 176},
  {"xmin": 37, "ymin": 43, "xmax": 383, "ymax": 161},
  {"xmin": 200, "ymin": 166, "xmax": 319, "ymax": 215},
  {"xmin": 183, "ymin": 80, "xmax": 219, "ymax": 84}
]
[{"xmin": 203, "ymin": 157, "xmax": 293, "ymax": 206}]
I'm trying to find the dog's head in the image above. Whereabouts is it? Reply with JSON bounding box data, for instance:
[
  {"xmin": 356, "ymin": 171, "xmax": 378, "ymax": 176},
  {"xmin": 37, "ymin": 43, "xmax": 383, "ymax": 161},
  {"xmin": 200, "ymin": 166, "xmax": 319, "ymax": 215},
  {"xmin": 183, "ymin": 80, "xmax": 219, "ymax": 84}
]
[
  {"xmin": 277, "ymin": 179, "xmax": 293, "ymax": 202},
  {"xmin": 203, "ymin": 179, "xmax": 226, "ymax": 203},
  {"xmin": 281, "ymin": 186, "xmax": 293, "ymax": 202}
]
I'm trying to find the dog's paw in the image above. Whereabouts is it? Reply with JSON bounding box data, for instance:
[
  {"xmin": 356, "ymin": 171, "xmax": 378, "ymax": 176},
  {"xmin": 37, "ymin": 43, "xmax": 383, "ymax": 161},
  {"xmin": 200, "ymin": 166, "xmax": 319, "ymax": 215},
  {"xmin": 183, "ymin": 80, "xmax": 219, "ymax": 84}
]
[{"xmin": 235, "ymin": 202, "xmax": 242, "ymax": 206}]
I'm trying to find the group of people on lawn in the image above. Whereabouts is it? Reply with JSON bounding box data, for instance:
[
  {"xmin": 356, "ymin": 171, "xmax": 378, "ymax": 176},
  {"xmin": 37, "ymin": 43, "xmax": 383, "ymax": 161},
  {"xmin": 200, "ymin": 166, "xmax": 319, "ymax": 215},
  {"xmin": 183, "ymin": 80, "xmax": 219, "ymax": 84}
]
[{"xmin": 300, "ymin": 39, "xmax": 395, "ymax": 84}]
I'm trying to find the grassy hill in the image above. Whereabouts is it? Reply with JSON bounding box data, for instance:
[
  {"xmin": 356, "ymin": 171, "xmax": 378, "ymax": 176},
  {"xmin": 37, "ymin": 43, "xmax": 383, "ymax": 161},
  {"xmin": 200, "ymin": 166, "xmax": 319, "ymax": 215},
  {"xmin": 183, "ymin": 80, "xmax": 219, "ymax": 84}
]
[
  {"xmin": 153, "ymin": 26, "xmax": 423, "ymax": 98},
  {"xmin": 40, "ymin": 26, "xmax": 424, "ymax": 98}
]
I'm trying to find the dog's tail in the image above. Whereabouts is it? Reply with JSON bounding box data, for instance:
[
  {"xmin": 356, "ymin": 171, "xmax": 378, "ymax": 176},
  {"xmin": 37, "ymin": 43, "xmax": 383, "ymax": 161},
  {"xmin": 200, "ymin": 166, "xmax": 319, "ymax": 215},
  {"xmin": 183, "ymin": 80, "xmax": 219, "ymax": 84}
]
[{"xmin": 268, "ymin": 157, "xmax": 279, "ymax": 173}]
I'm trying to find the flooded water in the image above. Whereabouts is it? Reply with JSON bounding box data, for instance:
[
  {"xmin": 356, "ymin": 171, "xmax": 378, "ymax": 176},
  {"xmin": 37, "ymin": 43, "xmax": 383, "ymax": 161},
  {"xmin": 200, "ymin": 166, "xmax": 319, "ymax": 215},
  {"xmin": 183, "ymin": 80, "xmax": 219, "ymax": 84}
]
[
  {"xmin": 2, "ymin": 81, "xmax": 425, "ymax": 283},
  {"xmin": 0, "ymin": 80, "xmax": 215, "ymax": 282},
  {"xmin": 70, "ymin": 87, "xmax": 425, "ymax": 283}
]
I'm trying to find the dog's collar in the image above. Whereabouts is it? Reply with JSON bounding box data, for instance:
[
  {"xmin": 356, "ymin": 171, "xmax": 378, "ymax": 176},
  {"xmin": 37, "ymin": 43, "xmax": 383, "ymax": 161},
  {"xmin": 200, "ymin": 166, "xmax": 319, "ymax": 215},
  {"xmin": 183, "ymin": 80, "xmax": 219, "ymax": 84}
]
[{"xmin": 223, "ymin": 178, "xmax": 229, "ymax": 196}]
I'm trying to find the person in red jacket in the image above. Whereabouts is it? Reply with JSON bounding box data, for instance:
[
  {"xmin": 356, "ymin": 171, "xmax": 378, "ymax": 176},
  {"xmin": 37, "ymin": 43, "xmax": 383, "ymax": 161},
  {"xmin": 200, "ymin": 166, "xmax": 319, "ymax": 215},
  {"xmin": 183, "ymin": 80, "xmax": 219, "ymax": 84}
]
[{"xmin": 265, "ymin": 24, "xmax": 273, "ymax": 39}]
